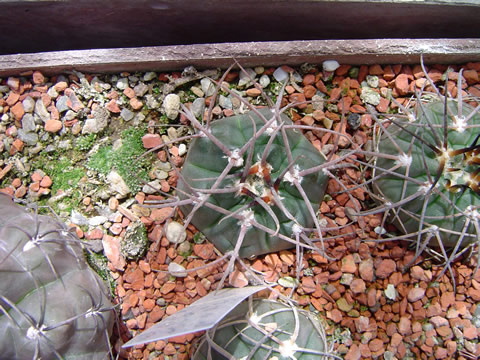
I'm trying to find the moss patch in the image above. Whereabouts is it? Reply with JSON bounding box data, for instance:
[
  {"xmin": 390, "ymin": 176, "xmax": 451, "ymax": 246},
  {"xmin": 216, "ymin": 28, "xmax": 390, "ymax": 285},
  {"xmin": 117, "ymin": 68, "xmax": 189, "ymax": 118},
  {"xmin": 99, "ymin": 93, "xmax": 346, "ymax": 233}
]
[{"xmin": 87, "ymin": 127, "xmax": 153, "ymax": 193}]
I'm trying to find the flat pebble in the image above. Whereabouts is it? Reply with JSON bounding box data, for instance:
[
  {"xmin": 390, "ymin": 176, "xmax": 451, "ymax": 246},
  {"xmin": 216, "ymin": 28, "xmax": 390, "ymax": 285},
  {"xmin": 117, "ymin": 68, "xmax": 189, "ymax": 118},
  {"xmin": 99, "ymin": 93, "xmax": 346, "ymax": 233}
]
[{"xmin": 168, "ymin": 262, "xmax": 187, "ymax": 277}]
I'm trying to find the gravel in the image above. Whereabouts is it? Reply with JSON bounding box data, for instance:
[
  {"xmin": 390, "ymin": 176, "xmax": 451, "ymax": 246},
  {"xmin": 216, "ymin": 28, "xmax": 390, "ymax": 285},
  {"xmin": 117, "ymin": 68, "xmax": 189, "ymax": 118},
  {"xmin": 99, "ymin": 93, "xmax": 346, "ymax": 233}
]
[{"xmin": 1, "ymin": 61, "xmax": 480, "ymax": 360}]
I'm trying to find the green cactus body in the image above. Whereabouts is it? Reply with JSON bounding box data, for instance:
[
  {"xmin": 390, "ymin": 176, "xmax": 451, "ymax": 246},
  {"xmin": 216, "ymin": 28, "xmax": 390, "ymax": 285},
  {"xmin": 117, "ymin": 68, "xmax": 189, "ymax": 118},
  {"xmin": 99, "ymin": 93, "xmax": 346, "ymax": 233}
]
[
  {"xmin": 0, "ymin": 194, "xmax": 115, "ymax": 360},
  {"xmin": 373, "ymin": 100, "xmax": 480, "ymax": 248},
  {"xmin": 178, "ymin": 108, "xmax": 327, "ymax": 258},
  {"xmin": 193, "ymin": 299, "xmax": 330, "ymax": 360}
]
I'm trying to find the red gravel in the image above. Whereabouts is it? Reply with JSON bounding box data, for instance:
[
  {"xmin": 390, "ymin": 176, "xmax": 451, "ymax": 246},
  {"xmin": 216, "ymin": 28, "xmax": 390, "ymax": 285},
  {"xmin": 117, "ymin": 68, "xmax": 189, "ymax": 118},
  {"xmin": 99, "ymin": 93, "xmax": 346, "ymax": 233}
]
[{"xmin": 1, "ymin": 62, "xmax": 480, "ymax": 360}]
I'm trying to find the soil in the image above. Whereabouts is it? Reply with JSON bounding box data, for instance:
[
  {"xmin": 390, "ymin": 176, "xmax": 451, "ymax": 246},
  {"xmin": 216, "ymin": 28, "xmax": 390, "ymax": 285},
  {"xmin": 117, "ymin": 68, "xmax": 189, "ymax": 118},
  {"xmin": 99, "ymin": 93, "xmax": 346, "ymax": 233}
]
[{"xmin": 1, "ymin": 61, "xmax": 480, "ymax": 360}]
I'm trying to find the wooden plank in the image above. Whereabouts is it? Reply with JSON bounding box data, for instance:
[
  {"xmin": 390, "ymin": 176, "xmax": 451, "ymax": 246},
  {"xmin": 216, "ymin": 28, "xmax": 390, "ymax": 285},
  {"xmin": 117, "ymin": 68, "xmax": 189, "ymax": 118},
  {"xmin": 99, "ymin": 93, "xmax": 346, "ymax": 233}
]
[{"xmin": 1, "ymin": 39, "xmax": 480, "ymax": 77}]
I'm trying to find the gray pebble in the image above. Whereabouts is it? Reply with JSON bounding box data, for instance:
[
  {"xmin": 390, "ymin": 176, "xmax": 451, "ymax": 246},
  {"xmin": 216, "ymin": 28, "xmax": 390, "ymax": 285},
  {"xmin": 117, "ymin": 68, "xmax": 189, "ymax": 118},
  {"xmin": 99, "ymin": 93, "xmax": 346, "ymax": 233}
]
[
  {"xmin": 132, "ymin": 112, "xmax": 145, "ymax": 125},
  {"xmin": 259, "ymin": 74, "xmax": 270, "ymax": 88},
  {"xmin": 218, "ymin": 95, "xmax": 232, "ymax": 109},
  {"xmin": 58, "ymin": 139, "xmax": 72, "ymax": 150},
  {"xmin": 17, "ymin": 129, "xmax": 38, "ymax": 145},
  {"xmin": 156, "ymin": 161, "xmax": 171, "ymax": 172},
  {"xmin": 384, "ymin": 284, "xmax": 397, "ymax": 301},
  {"xmin": 107, "ymin": 170, "xmax": 131, "ymax": 197},
  {"xmin": 142, "ymin": 180, "xmax": 161, "ymax": 194},
  {"xmin": 238, "ymin": 68, "xmax": 256, "ymax": 87},
  {"xmin": 116, "ymin": 78, "xmax": 129, "ymax": 90},
  {"xmin": 35, "ymin": 99, "xmax": 50, "ymax": 123},
  {"xmin": 340, "ymin": 273, "xmax": 354, "ymax": 285},
  {"xmin": 134, "ymin": 82, "xmax": 149, "ymax": 97},
  {"xmin": 323, "ymin": 60, "xmax": 340, "ymax": 72},
  {"xmin": 347, "ymin": 113, "xmax": 361, "ymax": 130},
  {"xmin": 192, "ymin": 98, "xmax": 205, "ymax": 118},
  {"xmin": 87, "ymin": 239, "xmax": 104, "ymax": 253},
  {"xmin": 273, "ymin": 67, "xmax": 288, "ymax": 82},
  {"xmin": 82, "ymin": 107, "xmax": 109, "ymax": 134},
  {"xmin": 55, "ymin": 96, "xmax": 69, "ymax": 113},
  {"xmin": 143, "ymin": 72, "xmax": 157, "ymax": 82},
  {"xmin": 22, "ymin": 97, "xmax": 35, "ymax": 113},
  {"xmin": 178, "ymin": 143, "xmax": 187, "ymax": 156},
  {"xmin": 21, "ymin": 114, "xmax": 36, "ymax": 132},
  {"xmin": 120, "ymin": 108, "xmax": 135, "ymax": 122},
  {"xmin": 63, "ymin": 110, "xmax": 77, "ymax": 121},
  {"xmin": 29, "ymin": 144, "xmax": 43, "ymax": 155},
  {"xmin": 128, "ymin": 75, "xmax": 139, "ymax": 83},
  {"xmin": 155, "ymin": 170, "xmax": 168, "ymax": 180},
  {"xmin": 311, "ymin": 94, "xmax": 325, "ymax": 110},
  {"xmin": 47, "ymin": 86, "xmax": 59, "ymax": 99},
  {"xmin": 121, "ymin": 220, "xmax": 148, "ymax": 260},
  {"xmin": 71, "ymin": 210, "xmax": 89, "ymax": 226},
  {"xmin": 200, "ymin": 78, "xmax": 215, "ymax": 97},
  {"xmin": 383, "ymin": 351, "xmax": 395, "ymax": 360},
  {"xmin": 167, "ymin": 127, "xmax": 178, "ymax": 141}
]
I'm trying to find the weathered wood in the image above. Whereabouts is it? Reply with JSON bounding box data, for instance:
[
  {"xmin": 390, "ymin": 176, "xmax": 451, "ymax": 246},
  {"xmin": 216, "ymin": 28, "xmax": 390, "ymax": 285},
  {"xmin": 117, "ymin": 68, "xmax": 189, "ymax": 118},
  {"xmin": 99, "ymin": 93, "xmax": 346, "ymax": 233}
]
[{"xmin": 1, "ymin": 39, "xmax": 480, "ymax": 77}]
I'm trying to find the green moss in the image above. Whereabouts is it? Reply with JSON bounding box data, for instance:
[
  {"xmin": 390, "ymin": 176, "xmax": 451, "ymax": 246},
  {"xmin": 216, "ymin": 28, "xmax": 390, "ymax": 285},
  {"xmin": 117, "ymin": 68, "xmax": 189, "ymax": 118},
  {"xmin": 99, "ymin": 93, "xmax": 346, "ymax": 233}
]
[
  {"xmin": 87, "ymin": 145, "xmax": 114, "ymax": 175},
  {"xmin": 86, "ymin": 127, "xmax": 153, "ymax": 193},
  {"xmin": 84, "ymin": 250, "xmax": 116, "ymax": 295},
  {"xmin": 348, "ymin": 67, "xmax": 359, "ymax": 78},
  {"xmin": 114, "ymin": 127, "xmax": 152, "ymax": 193},
  {"xmin": 193, "ymin": 231, "xmax": 206, "ymax": 244},
  {"xmin": 75, "ymin": 134, "xmax": 97, "ymax": 152},
  {"xmin": 29, "ymin": 155, "xmax": 85, "ymax": 214}
]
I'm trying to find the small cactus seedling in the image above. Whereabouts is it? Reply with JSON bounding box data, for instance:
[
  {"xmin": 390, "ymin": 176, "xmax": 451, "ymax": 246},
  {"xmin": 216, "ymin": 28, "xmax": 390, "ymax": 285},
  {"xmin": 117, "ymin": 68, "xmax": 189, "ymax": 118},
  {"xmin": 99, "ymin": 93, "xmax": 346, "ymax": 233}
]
[
  {"xmin": 359, "ymin": 63, "xmax": 480, "ymax": 279},
  {"xmin": 0, "ymin": 194, "xmax": 116, "ymax": 359},
  {"xmin": 193, "ymin": 296, "xmax": 339, "ymax": 360}
]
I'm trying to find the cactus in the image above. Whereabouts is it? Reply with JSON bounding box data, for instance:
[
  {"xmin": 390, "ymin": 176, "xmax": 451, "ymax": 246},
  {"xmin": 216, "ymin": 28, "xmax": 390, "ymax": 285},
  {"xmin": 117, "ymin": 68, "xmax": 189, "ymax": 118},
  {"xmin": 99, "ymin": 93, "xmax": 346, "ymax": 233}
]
[
  {"xmin": 145, "ymin": 63, "xmax": 355, "ymax": 289},
  {"xmin": 193, "ymin": 297, "xmax": 338, "ymax": 360},
  {"xmin": 177, "ymin": 107, "xmax": 328, "ymax": 258},
  {"xmin": 0, "ymin": 194, "xmax": 115, "ymax": 360},
  {"xmin": 362, "ymin": 66, "xmax": 480, "ymax": 276}
]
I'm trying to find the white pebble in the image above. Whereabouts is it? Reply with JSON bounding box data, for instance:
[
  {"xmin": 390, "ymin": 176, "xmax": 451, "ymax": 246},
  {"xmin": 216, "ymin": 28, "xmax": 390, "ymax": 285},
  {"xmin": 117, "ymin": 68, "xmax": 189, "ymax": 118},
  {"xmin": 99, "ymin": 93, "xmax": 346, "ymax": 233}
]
[
  {"xmin": 168, "ymin": 262, "xmax": 187, "ymax": 277},
  {"xmin": 385, "ymin": 284, "xmax": 397, "ymax": 301},
  {"xmin": 166, "ymin": 221, "xmax": 187, "ymax": 244},
  {"xmin": 322, "ymin": 60, "xmax": 340, "ymax": 72},
  {"xmin": 88, "ymin": 216, "xmax": 108, "ymax": 226},
  {"xmin": 178, "ymin": 143, "xmax": 187, "ymax": 156},
  {"xmin": 273, "ymin": 67, "xmax": 289, "ymax": 82}
]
